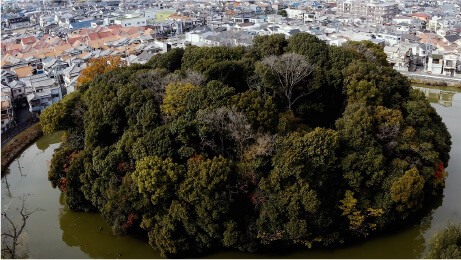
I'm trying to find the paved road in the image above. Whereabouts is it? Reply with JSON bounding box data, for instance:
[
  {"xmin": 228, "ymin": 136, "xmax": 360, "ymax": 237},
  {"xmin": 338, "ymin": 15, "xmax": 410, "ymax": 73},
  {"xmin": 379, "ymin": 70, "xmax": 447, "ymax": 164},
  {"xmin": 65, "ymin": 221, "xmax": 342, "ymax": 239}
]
[
  {"xmin": 1, "ymin": 108, "xmax": 35, "ymax": 148},
  {"xmin": 400, "ymin": 71, "xmax": 461, "ymax": 84},
  {"xmin": 15, "ymin": 107, "xmax": 32, "ymax": 125}
]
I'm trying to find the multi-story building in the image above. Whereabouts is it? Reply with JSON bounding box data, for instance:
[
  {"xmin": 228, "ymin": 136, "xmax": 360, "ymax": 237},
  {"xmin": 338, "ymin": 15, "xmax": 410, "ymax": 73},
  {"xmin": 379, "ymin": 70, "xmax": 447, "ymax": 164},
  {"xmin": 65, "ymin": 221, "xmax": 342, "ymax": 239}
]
[
  {"xmin": 6, "ymin": 16, "xmax": 31, "ymax": 29},
  {"xmin": 1, "ymin": 92, "xmax": 14, "ymax": 133},
  {"xmin": 26, "ymin": 86, "xmax": 62, "ymax": 116},
  {"xmin": 286, "ymin": 9, "xmax": 305, "ymax": 20},
  {"xmin": 442, "ymin": 52, "xmax": 459, "ymax": 76},
  {"xmin": 427, "ymin": 51, "xmax": 444, "ymax": 74},
  {"xmin": 337, "ymin": 1, "xmax": 399, "ymax": 23}
]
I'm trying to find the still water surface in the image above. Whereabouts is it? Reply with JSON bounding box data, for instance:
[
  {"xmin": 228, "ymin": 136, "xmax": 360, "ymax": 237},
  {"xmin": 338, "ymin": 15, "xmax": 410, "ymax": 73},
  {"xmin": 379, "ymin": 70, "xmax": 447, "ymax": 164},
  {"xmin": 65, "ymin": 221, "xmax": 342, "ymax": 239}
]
[{"xmin": 1, "ymin": 85, "xmax": 460, "ymax": 258}]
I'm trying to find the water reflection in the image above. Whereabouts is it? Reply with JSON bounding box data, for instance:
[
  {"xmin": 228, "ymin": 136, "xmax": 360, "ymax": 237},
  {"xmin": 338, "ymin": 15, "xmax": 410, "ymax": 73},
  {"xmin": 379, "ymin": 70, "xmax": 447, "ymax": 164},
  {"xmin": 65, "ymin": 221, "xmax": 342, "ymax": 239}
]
[
  {"xmin": 207, "ymin": 195, "xmax": 444, "ymax": 259},
  {"xmin": 419, "ymin": 88, "xmax": 455, "ymax": 107},
  {"xmin": 58, "ymin": 193, "xmax": 160, "ymax": 259},
  {"xmin": 36, "ymin": 131, "xmax": 64, "ymax": 151},
  {"xmin": 2, "ymin": 86, "xmax": 460, "ymax": 259}
]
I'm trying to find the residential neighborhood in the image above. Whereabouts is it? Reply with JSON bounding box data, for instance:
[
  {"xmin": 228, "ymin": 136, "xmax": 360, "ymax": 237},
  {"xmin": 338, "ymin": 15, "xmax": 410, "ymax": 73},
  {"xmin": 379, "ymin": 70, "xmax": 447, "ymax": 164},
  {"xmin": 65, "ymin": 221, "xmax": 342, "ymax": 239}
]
[{"xmin": 1, "ymin": 0, "xmax": 461, "ymax": 133}]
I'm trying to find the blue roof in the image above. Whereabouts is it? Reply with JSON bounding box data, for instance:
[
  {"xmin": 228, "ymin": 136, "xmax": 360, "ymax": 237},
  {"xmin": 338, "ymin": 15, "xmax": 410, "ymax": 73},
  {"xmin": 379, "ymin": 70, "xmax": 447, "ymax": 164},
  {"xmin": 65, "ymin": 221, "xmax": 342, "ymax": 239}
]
[
  {"xmin": 292, "ymin": 3, "xmax": 300, "ymax": 6},
  {"xmin": 70, "ymin": 20, "xmax": 95, "ymax": 29}
]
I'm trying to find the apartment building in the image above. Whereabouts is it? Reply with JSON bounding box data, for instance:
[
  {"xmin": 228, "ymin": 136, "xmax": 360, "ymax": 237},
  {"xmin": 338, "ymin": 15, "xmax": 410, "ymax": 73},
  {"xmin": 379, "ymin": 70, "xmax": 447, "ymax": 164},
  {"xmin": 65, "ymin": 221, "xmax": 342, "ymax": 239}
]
[
  {"xmin": 6, "ymin": 16, "xmax": 31, "ymax": 29},
  {"xmin": 337, "ymin": 1, "xmax": 399, "ymax": 23}
]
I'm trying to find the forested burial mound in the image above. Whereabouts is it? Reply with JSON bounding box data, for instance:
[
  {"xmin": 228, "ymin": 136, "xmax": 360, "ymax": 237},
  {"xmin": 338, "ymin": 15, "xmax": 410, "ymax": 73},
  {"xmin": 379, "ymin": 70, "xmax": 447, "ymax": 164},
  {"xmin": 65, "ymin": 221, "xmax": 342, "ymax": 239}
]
[{"xmin": 40, "ymin": 33, "xmax": 451, "ymax": 257}]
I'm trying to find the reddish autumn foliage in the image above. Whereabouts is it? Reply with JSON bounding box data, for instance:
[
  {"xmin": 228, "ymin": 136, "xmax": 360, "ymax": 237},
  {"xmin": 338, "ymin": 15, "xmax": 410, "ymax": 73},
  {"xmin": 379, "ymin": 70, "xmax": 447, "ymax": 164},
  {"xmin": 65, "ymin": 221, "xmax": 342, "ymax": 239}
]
[
  {"xmin": 435, "ymin": 162, "xmax": 445, "ymax": 178},
  {"xmin": 121, "ymin": 212, "xmax": 138, "ymax": 232},
  {"xmin": 59, "ymin": 177, "xmax": 67, "ymax": 192},
  {"xmin": 63, "ymin": 151, "xmax": 79, "ymax": 172},
  {"xmin": 117, "ymin": 161, "xmax": 134, "ymax": 173},
  {"xmin": 249, "ymin": 192, "xmax": 266, "ymax": 208}
]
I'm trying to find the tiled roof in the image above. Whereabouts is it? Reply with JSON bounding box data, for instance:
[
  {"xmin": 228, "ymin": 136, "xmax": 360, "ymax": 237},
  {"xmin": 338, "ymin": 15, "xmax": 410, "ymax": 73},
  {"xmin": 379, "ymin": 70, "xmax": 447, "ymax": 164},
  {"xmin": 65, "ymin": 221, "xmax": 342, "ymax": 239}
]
[
  {"xmin": 7, "ymin": 43, "xmax": 22, "ymax": 51},
  {"xmin": 98, "ymin": 31, "xmax": 112, "ymax": 39},
  {"xmin": 68, "ymin": 36, "xmax": 85, "ymax": 44},
  {"xmin": 21, "ymin": 36, "xmax": 37, "ymax": 45},
  {"xmin": 14, "ymin": 66, "xmax": 34, "ymax": 78},
  {"xmin": 88, "ymin": 32, "xmax": 100, "ymax": 41},
  {"xmin": 54, "ymin": 43, "xmax": 72, "ymax": 52}
]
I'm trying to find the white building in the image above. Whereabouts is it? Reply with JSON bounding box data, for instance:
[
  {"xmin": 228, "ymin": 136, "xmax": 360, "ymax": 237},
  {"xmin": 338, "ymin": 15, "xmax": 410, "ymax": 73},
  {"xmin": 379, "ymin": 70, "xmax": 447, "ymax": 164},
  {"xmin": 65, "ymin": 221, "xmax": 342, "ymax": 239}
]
[
  {"xmin": 285, "ymin": 9, "xmax": 305, "ymax": 20},
  {"xmin": 442, "ymin": 52, "xmax": 459, "ymax": 76},
  {"xmin": 337, "ymin": 1, "xmax": 399, "ymax": 23},
  {"xmin": 27, "ymin": 86, "xmax": 62, "ymax": 116},
  {"xmin": 62, "ymin": 64, "xmax": 84, "ymax": 94},
  {"xmin": 267, "ymin": 14, "xmax": 285, "ymax": 24},
  {"xmin": 114, "ymin": 17, "xmax": 147, "ymax": 27},
  {"xmin": 427, "ymin": 51, "xmax": 444, "ymax": 74},
  {"xmin": 375, "ymin": 33, "xmax": 401, "ymax": 46}
]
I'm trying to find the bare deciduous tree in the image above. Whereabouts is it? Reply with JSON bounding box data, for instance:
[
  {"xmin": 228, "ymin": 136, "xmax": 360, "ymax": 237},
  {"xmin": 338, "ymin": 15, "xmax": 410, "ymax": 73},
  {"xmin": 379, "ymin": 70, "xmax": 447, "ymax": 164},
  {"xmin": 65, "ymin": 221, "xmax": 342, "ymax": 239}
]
[
  {"xmin": 130, "ymin": 70, "xmax": 168, "ymax": 104},
  {"xmin": 262, "ymin": 53, "xmax": 317, "ymax": 111},
  {"xmin": 162, "ymin": 70, "xmax": 206, "ymax": 88},
  {"xmin": 2, "ymin": 194, "xmax": 43, "ymax": 259},
  {"xmin": 181, "ymin": 70, "xmax": 206, "ymax": 87},
  {"xmin": 197, "ymin": 107, "xmax": 253, "ymax": 157}
]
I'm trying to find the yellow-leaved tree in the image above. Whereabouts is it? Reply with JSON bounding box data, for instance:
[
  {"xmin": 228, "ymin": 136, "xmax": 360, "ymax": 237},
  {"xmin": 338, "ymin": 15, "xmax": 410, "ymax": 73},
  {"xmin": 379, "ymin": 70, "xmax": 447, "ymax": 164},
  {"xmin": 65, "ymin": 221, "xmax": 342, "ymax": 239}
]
[{"xmin": 77, "ymin": 56, "xmax": 126, "ymax": 88}]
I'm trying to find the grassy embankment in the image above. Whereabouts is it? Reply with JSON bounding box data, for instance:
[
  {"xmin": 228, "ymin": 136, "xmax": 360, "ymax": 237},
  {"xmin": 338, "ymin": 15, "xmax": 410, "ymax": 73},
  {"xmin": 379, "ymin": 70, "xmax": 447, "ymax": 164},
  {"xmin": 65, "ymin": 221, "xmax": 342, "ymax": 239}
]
[
  {"xmin": 410, "ymin": 79, "xmax": 461, "ymax": 88},
  {"xmin": 1, "ymin": 123, "xmax": 43, "ymax": 174}
]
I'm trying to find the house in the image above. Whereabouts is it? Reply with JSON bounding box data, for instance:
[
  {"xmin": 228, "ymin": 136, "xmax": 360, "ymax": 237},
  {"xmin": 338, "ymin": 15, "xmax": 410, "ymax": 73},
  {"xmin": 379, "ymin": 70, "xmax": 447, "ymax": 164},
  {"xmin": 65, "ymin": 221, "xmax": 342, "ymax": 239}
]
[
  {"xmin": 43, "ymin": 59, "xmax": 68, "ymax": 77},
  {"xmin": 14, "ymin": 66, "xmax": 34, "ymax": 79},
  {"xmin": 7, "ymin": 80, "xmax": 27, "ymax": 100},
  {"xmin": 26, "ymin": 86, "xmax": 62, "ymax": 116},
  {"xmin": 1, "ymin": 70, "xmax": 18, "ymax": 85},
  {"xmin": 21, "ymin": 36, "xmax": 37, "ymax": 47},
  {"xmin": 1, "ymin": 92, "xmax": 14, "ymax": 132},
  {"xmin": 427, "ymin": 17, "xmax": 443, "ymax": 31},
  {"xmin": 443, "ymin": 35, "xmax": 461, "ymax": 48},
  {"xmin": 25, "ymin": 74, "xmax": 58, "ymax": 92},
  {"xmin": 393, "ymin": 16, "xmax": 414, "ymax": 25},
  {"xmin": 285, "ymin": 9, "xmax": 305, "ymax": 20},
  {"xmin": 62, "ymin": 64, "xmax": 84, "ymax": 93},
  {"xmin": 384, "ymin": 45, "xmax": 414, "ymax": 72},
  {"xmin": 128, "ymin": 51, "xmax": 155, "ymax": 65},
  {"xmin": 442, "ymin": 52, "xmax": 459, "ymax": 76},
  {"xmin": 375, "ymin": 33, "xmax": 401, "ymax": 46},
  {"xmin": 114, "ymin": 17, "xmax": 147, "ymax": 27},
  {"xmin": 427, "ymin": 51, "xmax": 444, "ymax": 74},
  {"xmin": 70, "ymin": 20, "xmax": 96, "ymax": 30},
  {"xmin": 396, "ymin": 23, "xmax": 410, "ymax": 34},
  {"xmin": 267, "ymin": 14, "xmax": 286, "ymax": 24},
  {"xmin": 329, "ymin": 38, "xmax": 348, "ymax": 47}
]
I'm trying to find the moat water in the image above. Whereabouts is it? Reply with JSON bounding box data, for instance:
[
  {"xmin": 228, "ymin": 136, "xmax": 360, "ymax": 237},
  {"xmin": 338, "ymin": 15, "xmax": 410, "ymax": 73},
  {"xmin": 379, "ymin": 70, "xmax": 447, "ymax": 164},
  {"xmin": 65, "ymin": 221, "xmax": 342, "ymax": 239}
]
[{"xmin": 2, "ymin": 85, "xmax": 460, "ymax": 258}]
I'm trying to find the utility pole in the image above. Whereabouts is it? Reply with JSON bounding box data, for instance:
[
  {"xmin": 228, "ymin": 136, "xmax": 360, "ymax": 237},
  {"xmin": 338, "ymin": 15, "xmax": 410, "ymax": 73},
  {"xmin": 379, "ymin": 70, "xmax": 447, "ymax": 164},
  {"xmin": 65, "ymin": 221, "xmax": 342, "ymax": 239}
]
[{"xmin": 424, "ymin": 30, "xmax": 432, "ymax": 72}]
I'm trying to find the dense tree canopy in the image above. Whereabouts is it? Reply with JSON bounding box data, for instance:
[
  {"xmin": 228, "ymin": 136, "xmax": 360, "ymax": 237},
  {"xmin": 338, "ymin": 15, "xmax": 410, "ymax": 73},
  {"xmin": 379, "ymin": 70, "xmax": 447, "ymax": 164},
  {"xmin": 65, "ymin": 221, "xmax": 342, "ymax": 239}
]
[
  {"xmin": 41, "ymin": 33, "xmax": 451, "ymax": 257},
  {"xmin": 425, "ymin": 222, "xmax": 461, "ymax": 259}
]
